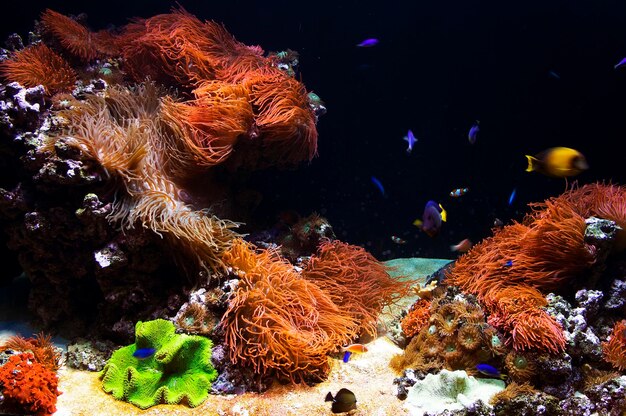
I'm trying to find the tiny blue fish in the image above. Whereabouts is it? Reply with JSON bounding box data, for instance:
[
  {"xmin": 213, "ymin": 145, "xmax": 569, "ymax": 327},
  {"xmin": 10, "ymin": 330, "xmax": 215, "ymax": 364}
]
[
  {"xmin": 133, "ymin": 348, "xmax": 156, "ymax": 359},
  {"xmin": 508, "ymin": 188, "xmax": 517, "ymax": 206},
  {"xmin": 548, "ymin": 70, "xmax": 561, "ymax": 80},
  {"xmin": 476, "ymin": 363, "xmax": 507, "ymax": 380},
  {"xmin": 468, "ymin": 121, "xmax": 480, "ymax": 144},
  {"xmin": 371, "ymin": 176, "xmax": 385, "ymax": 197},
  {"xmin": 343, "ymin": 351, "xmax": 352, "ymax": 363},
  {"xmin": 615, "ymin": 57, "xmax": 626, "ymax": 69},
  {"xmin": 403, "ymin": 129, "xmax": 417, "ymax": 153},
  {"xmin": 357, "ymin": 38, "xmax": 379, "ymax": 47},
  {"xmin": 503, "ymin": 260, "xmax": 513, "ymax": 268}
]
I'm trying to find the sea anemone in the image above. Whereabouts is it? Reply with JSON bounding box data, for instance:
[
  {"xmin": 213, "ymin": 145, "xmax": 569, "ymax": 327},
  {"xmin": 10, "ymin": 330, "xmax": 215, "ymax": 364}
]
[
  {"xmin": 302, "ymin": 240, "xmax": 411, "ymax": 338},
  {"xmin": 489, "ymin": 382, "xmax": 538, "ymax": 406},
  {"xmin": 175, "ymin": 302, "xmax": 215, "ymax": 336},
  {"xmin": 1, "ymin": 332, "xmax": 62, "ymax": 372},
  {"xmin": 505, "ymin": 351, "xmax": 537, "ymax": 383},
  {"xmin": 220, "ymin": 239, "xmax": 360, "ymax": 383},
  {"xmin": 0, "ymin": 43, "xmax": 76, "ymax": 94},
  {"xmin": 602, "ymin": 320, "xmax": 626, "ymax": 370},
  {"xmin": 457, "ymin": 324, "xmax": 482, "ymax": 352}
]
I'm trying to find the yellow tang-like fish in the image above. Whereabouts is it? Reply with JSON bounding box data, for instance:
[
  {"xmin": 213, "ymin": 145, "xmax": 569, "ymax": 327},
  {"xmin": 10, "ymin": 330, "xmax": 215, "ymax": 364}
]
[{"xmin": 525, "ymin": 147, "xmax": 588, "ymax": 178}]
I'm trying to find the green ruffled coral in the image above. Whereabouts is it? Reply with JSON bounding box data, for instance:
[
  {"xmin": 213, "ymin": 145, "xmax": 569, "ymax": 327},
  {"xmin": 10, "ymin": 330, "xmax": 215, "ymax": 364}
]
[{"xmin": 99, "ymin": 319, "xmax": 218, "ymax": 409}]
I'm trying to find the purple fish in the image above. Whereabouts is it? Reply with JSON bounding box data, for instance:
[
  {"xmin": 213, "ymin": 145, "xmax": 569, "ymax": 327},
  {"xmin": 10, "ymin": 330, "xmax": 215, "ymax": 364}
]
[
  {"xmin": 468, "ymin": 121, "xmax": 480, "ymax": 144},
  {"xmin": 615, "ymin": 57, "xmax": 626, "ymax": 69},
  {"xmin": 415, "ymin": 200, "xmax": 446, "ymax": 237},
  {"xmin": 403, "ymin": 129, "xmax": 417, "ymax": 153},
  {"xmin": 357, "ymin": 38, "xmax": 379, "ymax": 47}
]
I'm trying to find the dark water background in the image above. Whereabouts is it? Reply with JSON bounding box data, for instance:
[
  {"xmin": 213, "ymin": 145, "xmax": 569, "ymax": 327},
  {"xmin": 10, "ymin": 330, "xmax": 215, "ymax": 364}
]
[{"xmin": 3, "ymin": 0, "xmax": 626, "ymax": 260}]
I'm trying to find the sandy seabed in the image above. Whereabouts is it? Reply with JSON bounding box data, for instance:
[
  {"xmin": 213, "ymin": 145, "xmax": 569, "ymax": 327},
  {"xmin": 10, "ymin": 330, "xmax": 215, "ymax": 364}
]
[{"xmin": 52, "ymin": 336, "xmax": 408, "ymax": 416}]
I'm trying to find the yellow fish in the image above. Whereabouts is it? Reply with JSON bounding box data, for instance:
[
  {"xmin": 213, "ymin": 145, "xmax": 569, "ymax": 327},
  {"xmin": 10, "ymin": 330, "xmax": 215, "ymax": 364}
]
[{"xmin": 525, "ymin": 147, "xmax": 588, "ymax": 178}]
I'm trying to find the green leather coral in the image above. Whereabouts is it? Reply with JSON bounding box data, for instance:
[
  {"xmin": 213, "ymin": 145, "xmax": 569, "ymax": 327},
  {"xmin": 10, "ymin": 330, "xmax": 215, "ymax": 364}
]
[{"xmin": 99, "ymin": 319, "xmax": 218, "ymax": 409}]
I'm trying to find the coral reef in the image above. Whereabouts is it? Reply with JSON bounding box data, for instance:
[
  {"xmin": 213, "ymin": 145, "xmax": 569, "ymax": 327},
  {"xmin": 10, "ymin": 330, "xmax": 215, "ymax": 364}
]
[
  {"xmin": 219, "ymin": 238, "xmax": 409, "ymax": 386},
  {"xmin": 446, "ymin": 184, "xmax": 626, "ymax": 354},
  {"xmin": 391, "ymin": 287, "xmax": 502, "ymax": 377},
  {"xmin": 0, "ymin": 352, "xmax": 61, "ymax": 416},
  {"xmin": 99, "ymin": 319, "xmax": 218, "ymax": 409},
  {"xmin": 0, "ymin": 7, "xmax": 323, "ymax": 340}
]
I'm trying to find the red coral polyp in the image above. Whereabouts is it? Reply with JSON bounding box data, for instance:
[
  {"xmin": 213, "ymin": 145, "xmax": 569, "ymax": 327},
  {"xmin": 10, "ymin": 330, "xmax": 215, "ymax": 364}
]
[
  {"xmin": 603, "ymin": 320, "xmax": 626, "ymax": 371},
  {"xmin": 0, "ymin": 352, "xmax": 61, "ymax": 416},
  {"xmin": 401, "ymin": 299, "xmax": 432, "ymax": 339}
]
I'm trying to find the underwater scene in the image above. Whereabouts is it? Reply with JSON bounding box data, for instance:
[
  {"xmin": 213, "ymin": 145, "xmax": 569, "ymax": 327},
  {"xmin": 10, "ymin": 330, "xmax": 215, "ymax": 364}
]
[{"xmin": 1, "ymin": 0, "xmax": 626, "ymax": 415}]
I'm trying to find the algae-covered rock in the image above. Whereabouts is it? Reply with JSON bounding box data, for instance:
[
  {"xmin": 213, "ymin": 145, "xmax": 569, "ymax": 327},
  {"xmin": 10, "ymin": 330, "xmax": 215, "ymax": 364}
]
[
  {"xmin": 99, "ymin": 319, "xmax": 218, "ymax": 409},
  {"xmin": 404, "ymin": 369, "xmax": 505, "ymax": 415}
]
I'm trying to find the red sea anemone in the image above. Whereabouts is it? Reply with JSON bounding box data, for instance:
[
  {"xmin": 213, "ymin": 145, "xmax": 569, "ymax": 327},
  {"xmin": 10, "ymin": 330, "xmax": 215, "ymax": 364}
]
[
  {"xmin": 602, "ymin": 320, "xmax": 626, "ymax": 371},
  {"xmin": 0, "ymin": 43, "xmax": 76, "ymax": 94}
]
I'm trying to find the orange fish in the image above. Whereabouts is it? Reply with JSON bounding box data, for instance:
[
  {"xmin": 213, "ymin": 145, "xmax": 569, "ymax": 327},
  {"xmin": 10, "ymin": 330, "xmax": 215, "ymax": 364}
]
[
  {"xmin": 342, "ymin": 343, "xmax": 368, "ymax": 363},
  {"xmin": 450, "ymin": 238, "xmax": 472, "ymax": 253},
  {"xmin": 343, "ymin": 343, "xmax": 368, "ymax": 353}
]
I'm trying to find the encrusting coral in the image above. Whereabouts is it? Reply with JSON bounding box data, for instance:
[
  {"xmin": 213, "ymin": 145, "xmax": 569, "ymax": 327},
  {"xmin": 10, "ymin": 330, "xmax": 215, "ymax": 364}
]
[
  {"xmin": 446, "ymin": 184, "xmax": 626, "ymax": 354},
  {"xmin": 0, "ymin": 352, "xmax": 61, "ymax": 416},
  {"xmin": 401, "ymin": 298, "xmax": 431, "ymax": 339},
  {"xmin": 99, "ymin": 319, "xmax": 218, "ymax": 409}
]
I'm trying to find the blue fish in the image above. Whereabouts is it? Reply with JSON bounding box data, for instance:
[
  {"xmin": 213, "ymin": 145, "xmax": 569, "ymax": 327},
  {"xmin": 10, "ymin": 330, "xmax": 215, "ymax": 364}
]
[
  {"xmin": 403, "ymin": 130, "xmax": 417, "ymax": 153},
  {"xmin": 357, "ymin": 38, "xmax": 379, "ymax": 47},
  {"xmin": 508, "ymin": 188, "xmax": 517, "ymax": 206},
  {"xmin": 503, "ymin": 260, "xmax": 513, "ymax": 268},
  {"xmin": 548, "ymin": 70, "xmax": 561, "ymax": 80},
  {"xmin": 476, "ymin": 363, "xmax": 506, "ymax": 379},
  {"xmin": 342, "ymin": 351, "xmax": 352, "ymax": 363},
  {"xmin": 468, "ymin": 121, "xmax": 480, "ymax": 144},
  {"xmin": 133, "ymin": 348, "xmax": 156, "ymax": 359},
  {"xmin": 371, "ymin": 176, "xmax": 385, "ymax": 197},
  {"xmin": 615, "ymin": 57, "xmax": 626, "ymax": 69}
]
